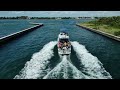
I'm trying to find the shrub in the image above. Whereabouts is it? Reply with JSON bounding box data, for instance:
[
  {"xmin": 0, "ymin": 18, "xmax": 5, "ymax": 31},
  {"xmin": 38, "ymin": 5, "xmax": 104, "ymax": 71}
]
[{"xmin": 114, "ymin": 31, "xmax": 120, "ymax": 36}]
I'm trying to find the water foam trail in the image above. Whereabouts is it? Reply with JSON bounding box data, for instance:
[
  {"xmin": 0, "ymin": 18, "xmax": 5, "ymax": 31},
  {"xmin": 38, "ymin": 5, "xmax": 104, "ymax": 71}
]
[
  {"xmin": 43, "ymin": 55, "xmax": 89, "ymax": 79},
  {"xmin": 71, "ymin": 41, "xmax": 112, "ymax": 79},
  {"xmin": 14, "ymin": 41, "xmax": 57, "ymax": 79}
]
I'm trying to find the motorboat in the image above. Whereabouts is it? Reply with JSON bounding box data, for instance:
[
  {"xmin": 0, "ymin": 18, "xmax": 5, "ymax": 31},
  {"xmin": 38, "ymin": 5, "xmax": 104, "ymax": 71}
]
[{"xmin": 57, "ymin": 30, "xmax": 71, "ymax": 56}]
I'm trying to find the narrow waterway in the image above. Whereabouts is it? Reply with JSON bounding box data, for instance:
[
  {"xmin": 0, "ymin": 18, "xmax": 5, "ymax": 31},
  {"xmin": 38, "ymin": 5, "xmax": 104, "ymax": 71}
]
[{"xmin": 0, "ymin": 19, "xmax": 120, "ymax": 79}]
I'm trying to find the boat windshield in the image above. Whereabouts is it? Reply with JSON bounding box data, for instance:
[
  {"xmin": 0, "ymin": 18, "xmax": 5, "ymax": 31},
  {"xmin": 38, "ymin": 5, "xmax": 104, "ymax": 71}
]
[{"xmin": 59, "ymin": 38, "xmax": 69, "ymax": 43}]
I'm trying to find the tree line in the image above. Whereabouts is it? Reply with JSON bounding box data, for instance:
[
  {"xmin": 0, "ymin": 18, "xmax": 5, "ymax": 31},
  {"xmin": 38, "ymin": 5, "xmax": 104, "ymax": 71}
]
[
  {"xmin": 90, "ymin": 16, "xmax": 120, "ymax": 28},
  {"xmin": 0, "ymin": 16, "xmax": 92, "ymax": 19},
  {"xmin": 0, "ymin": 16, "xmax": 29, "ymax": 19},
  {"xmin": 89, "ymin": 16, "xmax": 120, "ymax": 36}
]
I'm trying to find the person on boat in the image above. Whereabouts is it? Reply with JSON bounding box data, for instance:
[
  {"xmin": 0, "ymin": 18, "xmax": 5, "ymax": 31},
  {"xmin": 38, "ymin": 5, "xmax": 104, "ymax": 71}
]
[{"xmin": 58, "ymin": 41, "xmax": 62, "ymax": 49}]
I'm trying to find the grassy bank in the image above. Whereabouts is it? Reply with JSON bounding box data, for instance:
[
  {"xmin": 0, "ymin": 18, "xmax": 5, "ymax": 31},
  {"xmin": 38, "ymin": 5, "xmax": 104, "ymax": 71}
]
[
  {"xmin": 80, "ymin": 16, "xmax": 120, "ymax": 36},
  {"xmin": 80, "ymin": 23, "xmax": 120, "ymax": 36}
]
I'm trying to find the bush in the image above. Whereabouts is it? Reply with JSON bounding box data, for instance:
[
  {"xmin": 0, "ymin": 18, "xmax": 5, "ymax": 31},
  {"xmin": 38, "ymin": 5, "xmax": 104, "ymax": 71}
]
[
  {"xmin": 89, "ymin": 16, "xmax": 120, "ymax": 28},
  {"xmin": 114, "ymin": 31, "xmax": 120, "ymax": 36}
]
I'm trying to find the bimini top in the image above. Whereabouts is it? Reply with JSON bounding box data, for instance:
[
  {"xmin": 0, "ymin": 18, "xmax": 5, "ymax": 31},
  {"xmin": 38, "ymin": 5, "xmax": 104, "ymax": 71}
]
[
  {"xmin": 59, "ymin": 28, "xmax": 69, "ymax": 39},
  {"xmin": 60, "ymin": 28, "xmax": 68, "ymax": 34}
]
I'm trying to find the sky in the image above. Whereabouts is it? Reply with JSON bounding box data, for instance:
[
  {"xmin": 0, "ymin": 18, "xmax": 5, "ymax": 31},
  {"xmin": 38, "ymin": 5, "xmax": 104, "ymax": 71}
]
[{"xmin": 0, "ymin": 11, "xmax": 120, "ymax": 17}]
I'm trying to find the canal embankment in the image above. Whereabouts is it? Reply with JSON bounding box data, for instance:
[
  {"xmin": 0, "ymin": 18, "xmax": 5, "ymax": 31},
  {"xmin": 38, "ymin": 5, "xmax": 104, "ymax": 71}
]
[
  {"xmin": 0, "ymin": 23, "xmax": 43, "ymax": 44},
  {"xmin": 76, "ymin": 24, "xmax": 120, "ymax": 42}
]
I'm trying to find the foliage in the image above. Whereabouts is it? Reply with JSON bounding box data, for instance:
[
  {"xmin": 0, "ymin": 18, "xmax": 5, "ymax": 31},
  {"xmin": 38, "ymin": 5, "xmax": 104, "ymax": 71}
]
[
  {"xmin": 89, "ymin": 16, "xmax": 120, "ymax": 28},
  {"xmin": 114, "ymin": 31, "xmax": 120, "ymax": 36}
]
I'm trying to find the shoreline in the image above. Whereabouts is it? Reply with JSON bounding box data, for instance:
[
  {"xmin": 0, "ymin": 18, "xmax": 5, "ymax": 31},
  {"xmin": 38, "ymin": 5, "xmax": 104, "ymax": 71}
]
[
  {"xmin": 0, "ymin": 23, "xmax": 43, "ymax": 44},
  {"xmin": 76, "ymin": 24, "xmax": 120, "ymax": 42}
]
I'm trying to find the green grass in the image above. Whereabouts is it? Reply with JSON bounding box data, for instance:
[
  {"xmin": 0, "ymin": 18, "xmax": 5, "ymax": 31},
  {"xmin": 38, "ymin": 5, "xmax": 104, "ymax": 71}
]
[{"xmin": 80, "ymin": 22, "xmax": 120, "ymax": 36}]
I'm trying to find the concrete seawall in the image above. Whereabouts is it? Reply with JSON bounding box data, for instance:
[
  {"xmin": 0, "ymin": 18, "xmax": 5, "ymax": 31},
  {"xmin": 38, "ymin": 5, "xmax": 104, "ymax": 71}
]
[
  {"xmin": 0, "ymin": 23, "xmax": 43, "ymax": 44},
  {"xmin": 76, "ymin": 24, "xmax": 120, "ymax": 42},
  {"xmin": 29, "ymin": 22, "xmax": 43, "ymax": 25}
]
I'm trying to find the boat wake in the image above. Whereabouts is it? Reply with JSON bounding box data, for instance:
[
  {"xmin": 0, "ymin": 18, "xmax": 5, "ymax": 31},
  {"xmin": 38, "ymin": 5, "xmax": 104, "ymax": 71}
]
[
  {"xmin": 14, "ymin": 41, "xmax": 112, "ymax": 79},
  {"xmin": 71, "ymin": 41, "xmax": 112, "ymax": 79},
  {"xmin": 43, "ymin": 55, "xmax": 89, "ymax": 79},
  {"xmin": 14, "ymin": 41, "xmax": 57, "ymax": 79}
]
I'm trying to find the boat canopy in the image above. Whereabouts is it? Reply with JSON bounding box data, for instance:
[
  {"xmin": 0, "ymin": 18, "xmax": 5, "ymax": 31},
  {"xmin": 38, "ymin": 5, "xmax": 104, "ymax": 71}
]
[{"xmin": 60, "ymin": 28, "xmax": 68, "ymax": 34}]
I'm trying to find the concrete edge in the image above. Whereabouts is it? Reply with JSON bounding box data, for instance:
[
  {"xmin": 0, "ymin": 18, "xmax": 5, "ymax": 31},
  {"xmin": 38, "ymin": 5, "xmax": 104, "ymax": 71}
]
[
  {"xmin": 0, "ymin": 23, "xmax": 44, "ymax": 44},
  {"xmin": 76, "ymin": 24, "xmax": 120, "ymax": 42}
]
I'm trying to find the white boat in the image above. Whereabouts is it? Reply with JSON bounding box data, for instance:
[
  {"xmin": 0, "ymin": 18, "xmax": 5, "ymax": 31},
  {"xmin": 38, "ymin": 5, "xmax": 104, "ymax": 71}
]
[{"xmin": 57, "ymin": 30, "xmax": 71, "ymax": 56}]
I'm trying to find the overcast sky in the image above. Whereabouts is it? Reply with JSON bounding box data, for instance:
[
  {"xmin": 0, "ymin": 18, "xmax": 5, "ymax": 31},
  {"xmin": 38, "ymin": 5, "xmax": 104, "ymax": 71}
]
[{"xmin": 0, "ymin": 11, "xmax": 120, "ymax": 17}]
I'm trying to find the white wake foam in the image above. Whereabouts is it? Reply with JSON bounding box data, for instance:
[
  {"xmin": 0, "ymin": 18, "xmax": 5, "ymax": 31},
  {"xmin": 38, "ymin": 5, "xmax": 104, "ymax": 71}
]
[
  {"xmin": 43, "ymin": 56, "xmax": 89, "ymax": 79},
  {"xmin": 71, "ymin": 41, "xmax": 112, "ymax": 79},
  {"xmin": 14, "ymin": 41, "xmax": 57, "ymax": 79}
]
